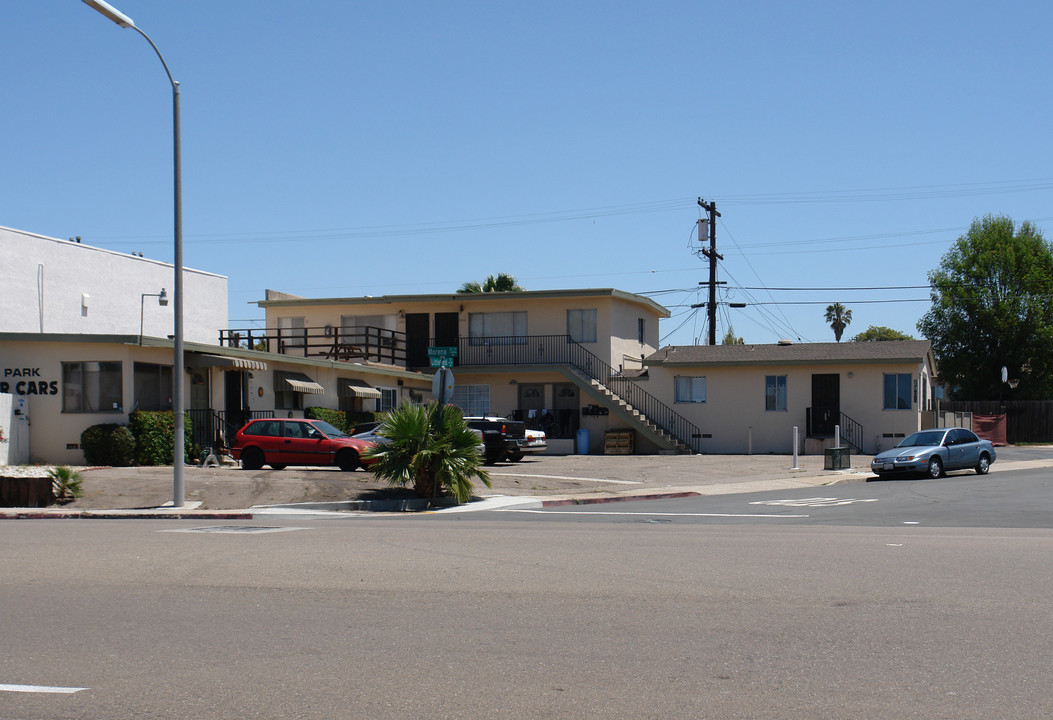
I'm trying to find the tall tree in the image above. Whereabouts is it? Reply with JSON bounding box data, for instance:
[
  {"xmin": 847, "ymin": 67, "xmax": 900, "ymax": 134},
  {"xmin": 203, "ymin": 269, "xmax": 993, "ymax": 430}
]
[
  {"xmin": 852, "ymin": 325, "xmax": 915, "ymax": 342},
  {"xmin": 918, "ymin": 215, "xmax": 1053, "ymax": 400},
  {"xmin": 721, "ymin": 325, "xmax": 745, "ymax": 345},
  {"xmin": 824, "ymin": 303, "xmax": 852, "ymax": 342},
  {"xmin": 457, "ymin": 273, "xmax": 524, "ymax": 293}
]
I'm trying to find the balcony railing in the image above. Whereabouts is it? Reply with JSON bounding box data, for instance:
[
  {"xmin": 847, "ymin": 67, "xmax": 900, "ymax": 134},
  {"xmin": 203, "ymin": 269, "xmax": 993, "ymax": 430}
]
[{"xmin": 219, "ymin": 325, "xmax": 405, "ymax": 365}]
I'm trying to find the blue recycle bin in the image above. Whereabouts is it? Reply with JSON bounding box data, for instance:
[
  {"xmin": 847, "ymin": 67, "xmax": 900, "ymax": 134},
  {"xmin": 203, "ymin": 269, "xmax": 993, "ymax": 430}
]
[{"xmin": 576, "ymin": 428, "xmax": 589, "ymax": 455}]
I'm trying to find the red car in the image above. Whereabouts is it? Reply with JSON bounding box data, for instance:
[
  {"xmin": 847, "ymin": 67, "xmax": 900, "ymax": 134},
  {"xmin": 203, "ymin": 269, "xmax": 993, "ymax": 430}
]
[{"xmin": 232, "ymin": 418, "xmax": 376, "ymax": 471}]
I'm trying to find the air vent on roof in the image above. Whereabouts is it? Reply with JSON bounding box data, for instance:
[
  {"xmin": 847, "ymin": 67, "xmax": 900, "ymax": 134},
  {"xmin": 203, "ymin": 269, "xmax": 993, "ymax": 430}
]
[{"xmin": 777, "ymin": 339, "xmax": 793, "ymax": 345}]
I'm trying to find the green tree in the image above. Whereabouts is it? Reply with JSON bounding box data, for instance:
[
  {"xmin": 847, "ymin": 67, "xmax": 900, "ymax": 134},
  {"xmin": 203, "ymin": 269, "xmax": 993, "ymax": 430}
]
[
  {"xmin": 721, "ymin": 325, "xmax": 745, "ymax": 345},
  {"xmin": 852, "ymin": 325, "xmax": 915, "ymax": 342},
  {"xmin": 918, "ymin": 214, "xmax": 1053, "ymax": 400},
  {"xmin": 366, "ymin": 402, "xmax": 491, "ymax": 504},
  {"xmin": 824, "ymin": 303, "xmax": 852, "ymax": 342},
  {"xmin": 457, "ymin": 273, "xmax": 524, "ymax": 293}
]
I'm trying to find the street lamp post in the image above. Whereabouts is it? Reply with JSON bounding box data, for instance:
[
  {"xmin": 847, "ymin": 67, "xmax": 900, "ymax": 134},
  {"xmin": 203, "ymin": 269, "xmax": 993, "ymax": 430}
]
[
  {"xmin": 139, "ymin": 288, "xmax": 169, "ymax": 342},
  {"xmin": 83, "ymin": 0, "xmax": 185, "ymax": 506}
]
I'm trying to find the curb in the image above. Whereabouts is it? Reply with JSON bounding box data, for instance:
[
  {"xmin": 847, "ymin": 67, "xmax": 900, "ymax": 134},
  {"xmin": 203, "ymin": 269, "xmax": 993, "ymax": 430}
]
[{"xmin": 0, "ymin": 510, "xmax": 254, "ymax": 520}]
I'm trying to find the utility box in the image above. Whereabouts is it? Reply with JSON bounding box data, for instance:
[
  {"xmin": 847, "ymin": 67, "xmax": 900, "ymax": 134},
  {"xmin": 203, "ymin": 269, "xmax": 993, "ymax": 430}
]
[{"xmin": 824, "ymin": 446, "xmax": 851, "ymax": 470}]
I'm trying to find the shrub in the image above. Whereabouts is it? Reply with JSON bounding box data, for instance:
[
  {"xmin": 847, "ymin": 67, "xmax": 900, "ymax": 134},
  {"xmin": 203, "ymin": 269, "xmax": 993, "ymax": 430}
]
[
  {"xmin": 129, "ymin": 410, "xmax": 193, "ymax": 466},
  {"xmin": 306, "ymin": 407, "xmax": 349, "ymax": 433},
  {"xmin": 48, "ymin": 466, "xmax": 83, "ymax": 503},
  {"xmin": 80, "ymin": 423, "xmax": 136, "ymax": 466}
]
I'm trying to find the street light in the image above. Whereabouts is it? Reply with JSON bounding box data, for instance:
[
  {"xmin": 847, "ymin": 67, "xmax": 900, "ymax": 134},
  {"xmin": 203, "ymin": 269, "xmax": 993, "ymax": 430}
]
[
  {"xmin": 139, "ymin": 288, "xmax": 169, "ymax": 342},
  {"xmin": 83, "ymin": 0, "xmax": 185, "ymax": 506}
]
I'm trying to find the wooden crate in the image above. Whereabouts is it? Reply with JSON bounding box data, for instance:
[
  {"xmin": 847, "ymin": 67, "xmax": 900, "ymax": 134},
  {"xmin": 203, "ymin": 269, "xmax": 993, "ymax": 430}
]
[{"xmin": 604, "ymin": 429, "xmax": 634, "ymax": 455}]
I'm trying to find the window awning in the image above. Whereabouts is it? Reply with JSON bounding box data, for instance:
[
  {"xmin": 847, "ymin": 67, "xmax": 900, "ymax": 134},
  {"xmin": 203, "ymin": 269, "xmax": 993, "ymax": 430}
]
[
  {"xmin": 193, "ymin": 353, "xmax": 268, "ymax": 371},
  {"xmin": 338, "ymin": 378, "xmax": 382, "ymax": 399},
  {"xmin": 274, "ymin": 370, "xmax": 324, "ymax": 394}
]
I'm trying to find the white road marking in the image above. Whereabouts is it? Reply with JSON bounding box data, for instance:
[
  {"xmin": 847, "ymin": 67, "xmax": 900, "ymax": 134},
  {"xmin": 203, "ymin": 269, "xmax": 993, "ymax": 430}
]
[
  {"xmin": 498, "ymin": 509, "xmax": 809, "ymax": 518},
  {"xmin": 749, "ymin": 497, "xmax": 879, "ymax": 508},
  {"xmin": 489, "ymin": 472, "xmax": 642, "ymax": 485},
  {"xmin": 0, "ymin": 683, "xmax": 87, "ymax": 694},
  {"xmin": 903, "ymin": 521, "xmax": 920, "ymax": 525}
]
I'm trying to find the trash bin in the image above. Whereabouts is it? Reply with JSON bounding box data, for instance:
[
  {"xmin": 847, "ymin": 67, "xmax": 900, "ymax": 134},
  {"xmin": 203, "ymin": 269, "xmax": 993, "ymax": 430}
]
[
  {"xmin": 824, "ymin": 446, "xmax": 851, "ymax": 470},
  {"xmin": 576, "ymin": 428, "xmax": 589, "ymax": 455}
]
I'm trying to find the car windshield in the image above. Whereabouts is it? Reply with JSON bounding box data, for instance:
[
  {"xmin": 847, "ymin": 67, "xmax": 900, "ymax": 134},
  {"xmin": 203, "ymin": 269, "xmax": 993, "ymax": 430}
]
[
  {"xmin": 313, "ymin": 420, "xmax": 347, "ymax": 438},
  {"xmin": 897, "ymin": 430, "xmax": 946, "ymax": 448}
]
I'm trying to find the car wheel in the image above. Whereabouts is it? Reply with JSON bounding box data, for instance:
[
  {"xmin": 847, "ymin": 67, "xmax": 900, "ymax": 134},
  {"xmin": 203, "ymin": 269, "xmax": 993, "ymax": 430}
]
[
  {"xmin": 241, "ymin": 447, "xmax": 264, "ymax": 471},
  {"xmin": 926, "ymin": 456, "xmax": 944, "ymax": 479},
  {"xmin": 506, "ymin": 449, "xmax": 523, "ymax": 462},
  {"xmin": 269, "ymin": 464, "xmax": 286, "ymax": 471},
  {"xmin": 337, "ymin": 449, "xmax": 359, "ymax": 472},
  {"xmin": 975, "ymin": 453, "xmax": 991, "ymax": 475}
]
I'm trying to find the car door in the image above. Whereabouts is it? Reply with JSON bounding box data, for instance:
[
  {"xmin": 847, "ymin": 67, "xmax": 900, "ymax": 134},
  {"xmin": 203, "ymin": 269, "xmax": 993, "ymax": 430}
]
[
  {"xmin": 954, "ymin": 429, "xmax": 981, "ymax": 469},
  {"xmin": 280, "ymin": 420, "xmax": 323, "ymax": 466}
]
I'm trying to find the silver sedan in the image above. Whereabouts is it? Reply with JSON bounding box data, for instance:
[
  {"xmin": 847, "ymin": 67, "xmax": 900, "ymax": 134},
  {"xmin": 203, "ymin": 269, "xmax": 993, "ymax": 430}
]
[{"xmin": 871, "ymin": 427, "xmax": 996, "ymax": 479}]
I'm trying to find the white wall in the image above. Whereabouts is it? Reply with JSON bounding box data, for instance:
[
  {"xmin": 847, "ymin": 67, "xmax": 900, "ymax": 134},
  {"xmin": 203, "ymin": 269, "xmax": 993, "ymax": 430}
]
[{"xmin": 0, "ymin": 226, "xmax": 227, "ymax": 343}]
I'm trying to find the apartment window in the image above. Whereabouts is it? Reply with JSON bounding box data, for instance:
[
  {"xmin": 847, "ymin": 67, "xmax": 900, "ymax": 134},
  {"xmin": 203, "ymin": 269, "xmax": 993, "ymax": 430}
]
[
  {"xmin": 765, "ymin": 375, "xmax": 787, "ymax": 411},
  {"xmin": 278, "ymin": 316, "xmax": 305, "ymax": 348},
  {"xmin": 884, "ymin": 373, "xmax": 912, "ymax": 410},
  {"xmin": 567, "ymin": 309, "xmax": 597, "ymax": 343},
  {"xmin": 638, "ymin": 318, "xmax": 646, "ymax": 344},
  {"xmin": 379, "ymin": 387, "xmax": 397, "ymax": 413},
  {"xmin": 674, "ymin": 376, "xmax": 706, "ymax": 403},
  {"xmin": 62, "ymin": 361, "xmax": 123, "ymax": 413},
  {"xmin": 451, "ymin": 384, "xmax": 490, "ymax": 416},
  {"xmin": 133, "ymin": 362, "xmax": 173, "ymax": 411},
  {"xmin": 340, "ymin": 314, "xmax": 397, "ymax": 345},
  {"xmin": 468, "ymin": 312, "xmax": 526, "ymax": 345}
]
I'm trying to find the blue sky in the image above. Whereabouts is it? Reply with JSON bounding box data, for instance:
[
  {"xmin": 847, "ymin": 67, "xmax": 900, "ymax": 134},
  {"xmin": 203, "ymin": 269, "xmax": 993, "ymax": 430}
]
[{"xmin": 5, "ymin": 1, "xmax": 1052, "ymax": 346}]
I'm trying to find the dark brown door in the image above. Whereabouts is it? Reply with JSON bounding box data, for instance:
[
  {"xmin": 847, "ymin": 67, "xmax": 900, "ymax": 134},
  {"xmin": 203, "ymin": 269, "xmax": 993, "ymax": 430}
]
[
  {"xmin": 405, "ymin": 313, "xmax": 430, "ymax": 368},
  {"xmin": 811, "ymin": 374, "xmax": 840, "ymax": 436},
  {"xmin": 434, "ymin": 312, "xmax": 459, "ymax": 366}
]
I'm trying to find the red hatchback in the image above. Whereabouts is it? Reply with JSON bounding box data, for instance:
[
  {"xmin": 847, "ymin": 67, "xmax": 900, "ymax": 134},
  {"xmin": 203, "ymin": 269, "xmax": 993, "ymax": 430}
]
[{"xmin": 232, "ymin": 418, "xmax": 376, "ymax": 471}]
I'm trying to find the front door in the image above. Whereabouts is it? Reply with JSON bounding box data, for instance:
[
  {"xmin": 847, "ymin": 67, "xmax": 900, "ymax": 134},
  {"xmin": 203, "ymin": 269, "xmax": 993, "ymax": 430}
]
[
  {"xmin": 224, "ymin": 370, "xmax": 248, "ymax": 447},
  {"xmin": 810, "ymin": 374, "xmax": 840, "ymax": 436},
  {"xmin": 405, "ymin": 313, "xmax": 430, "ymax": 368},
  {"xmin": 434, "ymin": 312, "xmax": 459, "ymax": 367}
]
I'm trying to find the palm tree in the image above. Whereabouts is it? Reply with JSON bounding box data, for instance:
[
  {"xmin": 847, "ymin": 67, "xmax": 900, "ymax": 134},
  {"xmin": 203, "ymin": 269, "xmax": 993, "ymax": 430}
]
[
  {"xmin": 457, "ymin": 273, "xmax": 524, "ymax": 293},
  {"xmin": 366, "ymin": 402, "xmax": 491, "ymax": 504},
  {"xmin": 824, "ymin": 303, "xmax": 853, "ymax": 342}
]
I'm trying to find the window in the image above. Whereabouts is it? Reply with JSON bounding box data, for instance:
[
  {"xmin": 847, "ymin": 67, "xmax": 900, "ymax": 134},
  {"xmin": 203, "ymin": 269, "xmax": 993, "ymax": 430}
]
[
  {"xmin": 765, "ymin": 375, "xmax": 787, "ymax": 411},
  {"xmin": 278, "ymin": 316, "xmax": 305, "ymax": 348},
  {"xmin": 883, "ymin": 373, "xmax": 912, "ymax": 410},
  {"xmin": 674, "ymin": 376, "xmax": 706, "ymax": 403},
  {"xmin": 379, "ymin": 387, "xmax": 397, "ymax": 413},
  {"xmin": 276, "ymin": 389, "xmax": 304, "ymax": 410},
  {"xmin": 451, "ymin": 384, "xmax": 490, "ymax": 415},
  {"xmin": 567, "ymin": 309, "xmax": 597, "ymax": 343},
  {"xmin": 638, "ymin": 318, "xmax": 646, "ymax": 345},
  {"xmin": 340, "ymin": 314, "xmax": 397, "ymax": 345},
  {"xmin": 62, "ymin": 361, "xmax": 122, "ymax": 413},
  {"xmin": 468, "ymin": 311, "xmax": 526, "ymax": 345},
  {"xmin": 133, "ymin": 362, "xmax": 173, "ymax": 411}
]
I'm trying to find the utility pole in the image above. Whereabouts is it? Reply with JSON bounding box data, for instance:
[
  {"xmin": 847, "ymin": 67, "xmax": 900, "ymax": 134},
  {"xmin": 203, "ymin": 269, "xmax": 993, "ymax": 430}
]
[{"xmin": 697, "ymin": 197, "xmax": 723, "ymax": 345}]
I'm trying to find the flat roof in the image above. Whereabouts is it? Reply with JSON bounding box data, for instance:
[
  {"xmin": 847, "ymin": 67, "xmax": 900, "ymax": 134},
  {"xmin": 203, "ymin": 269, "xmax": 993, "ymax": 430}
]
[{"xmin": 647, "ymin": 340, "xmax": 934, "ymax": 367}]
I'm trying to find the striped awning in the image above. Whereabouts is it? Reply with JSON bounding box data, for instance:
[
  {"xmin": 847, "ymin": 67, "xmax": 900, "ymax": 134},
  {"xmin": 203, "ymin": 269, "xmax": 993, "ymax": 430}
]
[
  {"xmin": 194, "ymin": 353, "xmax": 268, "ymax": 371},
  {"xmin": 338, "ymin": 378, "xmax": 382, "ymax": 399},
  {"xmin": 274, "ymin": 370, "xmax": 324, "ymax": 394}
]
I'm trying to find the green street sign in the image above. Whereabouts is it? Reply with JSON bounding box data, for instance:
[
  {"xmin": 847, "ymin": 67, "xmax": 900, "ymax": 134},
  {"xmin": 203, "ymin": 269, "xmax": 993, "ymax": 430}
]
[
  {"xmin": 429, "ymin": 357, "xmax": 455, "ymax": 368},
  {"xmin": 427, "ymin": 346, "xmax": 458, "ymax": 358}
]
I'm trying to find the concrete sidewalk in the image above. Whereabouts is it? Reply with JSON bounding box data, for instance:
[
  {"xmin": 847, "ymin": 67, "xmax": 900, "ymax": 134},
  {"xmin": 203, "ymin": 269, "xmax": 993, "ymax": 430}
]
[{"xmin": 4, "ymin": 450, "xmax": 1047, "ymax": 519}]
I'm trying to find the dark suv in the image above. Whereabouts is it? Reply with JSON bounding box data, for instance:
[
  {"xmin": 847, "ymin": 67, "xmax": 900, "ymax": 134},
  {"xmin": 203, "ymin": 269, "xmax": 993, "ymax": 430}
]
[
  {"xmin": 463, "ymin": 416, "xmax": 527, "ymax": 463},
  {"xmin": 232, "ymin": 418, "xmax": 376, "ymax": 471}
]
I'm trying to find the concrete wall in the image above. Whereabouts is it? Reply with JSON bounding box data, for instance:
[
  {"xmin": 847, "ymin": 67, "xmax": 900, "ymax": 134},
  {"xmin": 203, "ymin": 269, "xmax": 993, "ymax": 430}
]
[{"xmin": 1, "ymin": 226, "xmax": 227, "ymax": 343}]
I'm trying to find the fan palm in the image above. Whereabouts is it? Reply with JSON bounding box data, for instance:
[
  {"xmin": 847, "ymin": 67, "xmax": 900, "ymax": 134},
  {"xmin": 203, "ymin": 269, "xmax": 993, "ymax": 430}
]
[
  {"xmin": 366, "ymin": 402, "xmax": 491, "ymax": 504},
  {"xmin": 824, "ymin": 303, "xmax": 853, "ymax": 342}
]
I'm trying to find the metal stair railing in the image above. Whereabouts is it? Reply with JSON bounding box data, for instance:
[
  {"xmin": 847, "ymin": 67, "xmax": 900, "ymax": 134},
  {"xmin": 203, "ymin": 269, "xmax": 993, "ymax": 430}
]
[
  {"xmin": 456, "ymin": 335, "xmax": 704, "ymax": 453},
  {"xmin": 839, "ymin": 411, "xmax": 865, "ymax": 452}
]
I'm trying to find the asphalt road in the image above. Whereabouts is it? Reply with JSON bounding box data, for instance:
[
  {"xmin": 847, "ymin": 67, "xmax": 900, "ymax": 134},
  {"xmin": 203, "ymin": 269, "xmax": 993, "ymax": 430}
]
[
  {"xmin": 4, "ymin": 463, "xmax": 1053, "ymax": 720},
  {"xmin": 481, "ymin": 465, "xmax": 1053, "ymax": 528}
]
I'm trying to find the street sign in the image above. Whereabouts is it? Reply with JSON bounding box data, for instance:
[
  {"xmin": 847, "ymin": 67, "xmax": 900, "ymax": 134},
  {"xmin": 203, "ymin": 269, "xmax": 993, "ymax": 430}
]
[
  {"xmin": 432, "ymin": 368, "xmax": 455, "ymax": 403},
  {"xmin": 428, "ymin": 346, "xmax": 458, "ymax": 368}
]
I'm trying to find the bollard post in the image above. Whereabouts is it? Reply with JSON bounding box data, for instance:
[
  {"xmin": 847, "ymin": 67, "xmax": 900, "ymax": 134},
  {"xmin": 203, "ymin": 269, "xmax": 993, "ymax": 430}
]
[{"xmin": 792, "ymin": 426, "xmax": 800, "ymax": 470}]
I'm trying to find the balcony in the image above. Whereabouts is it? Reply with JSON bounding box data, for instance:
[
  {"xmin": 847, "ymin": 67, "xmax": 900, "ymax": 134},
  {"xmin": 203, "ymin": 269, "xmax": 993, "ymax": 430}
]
[{"xmin": 219, "ymin": 325, "xmax": 406, "ymax": 365}]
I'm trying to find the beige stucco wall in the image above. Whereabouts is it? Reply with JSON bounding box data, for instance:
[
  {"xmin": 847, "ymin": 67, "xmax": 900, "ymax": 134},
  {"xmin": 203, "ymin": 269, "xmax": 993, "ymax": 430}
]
[
  {"xmin": 646, "ymin": 359, "xmax": 934, "ymax": 455},
  {"xmin": 1, "ymin": 226, "xmax": 228, "ymax": 344},
  {"xmin": 262, "ymin": 291, "xmax": 665, "ymax": 369}
]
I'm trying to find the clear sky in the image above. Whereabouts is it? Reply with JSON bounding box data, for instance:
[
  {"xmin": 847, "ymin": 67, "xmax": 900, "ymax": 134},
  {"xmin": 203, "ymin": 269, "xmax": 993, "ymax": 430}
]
[{"xmin": 5, "ymin": 1, "xmax": 1051, "ymax": 346}]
